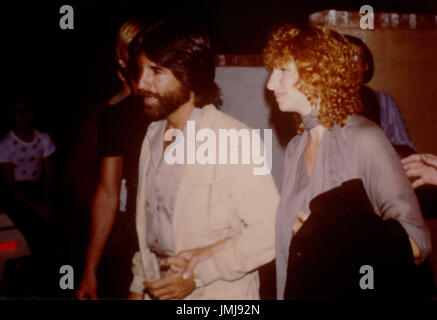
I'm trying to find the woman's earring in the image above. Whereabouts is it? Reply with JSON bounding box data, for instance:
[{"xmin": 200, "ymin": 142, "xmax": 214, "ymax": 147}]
[{"xmin": 313, "ymin": 97, "xmax": 321, "ymax": 112}]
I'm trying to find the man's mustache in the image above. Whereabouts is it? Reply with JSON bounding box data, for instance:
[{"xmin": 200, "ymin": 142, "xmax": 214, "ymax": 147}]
[{"xmin": 137, "ymin": 90, "xmax": 160, "ymax": 99}]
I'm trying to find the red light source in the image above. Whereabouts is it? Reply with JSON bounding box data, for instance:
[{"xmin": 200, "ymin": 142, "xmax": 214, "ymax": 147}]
[{"xmin": 0, "ymin": 240, "xmax": 18, "ymax": 252}]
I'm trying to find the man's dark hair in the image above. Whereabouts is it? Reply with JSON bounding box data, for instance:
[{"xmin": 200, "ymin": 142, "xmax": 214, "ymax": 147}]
[
  {"xmin": 128, "ymin": 20, "xmax": 222, "ymax": 107},
  {"xmin": 345, "ymin": 35, "xmax": 375, "ymax": 84}
]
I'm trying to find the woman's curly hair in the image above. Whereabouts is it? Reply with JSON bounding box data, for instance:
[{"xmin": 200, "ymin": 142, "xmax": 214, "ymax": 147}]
[{"xmin": 263, "ymin": 25, "xmax": 363, "ymax": 134}]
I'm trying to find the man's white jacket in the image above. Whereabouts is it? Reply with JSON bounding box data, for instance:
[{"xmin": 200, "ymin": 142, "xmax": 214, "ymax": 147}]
[{"xmin": 130, "ymin": 104, "xmax": 279, "ymax": 299}]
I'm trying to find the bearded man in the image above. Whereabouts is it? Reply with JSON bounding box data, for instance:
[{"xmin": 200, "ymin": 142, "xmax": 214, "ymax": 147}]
[{"xmin": 127, "ymin": 20, "xmax": 279, "ymax": 300}]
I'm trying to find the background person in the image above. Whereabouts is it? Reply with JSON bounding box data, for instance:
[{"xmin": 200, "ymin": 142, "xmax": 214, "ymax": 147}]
[
  {"xmin": 73, "ymin": 19, "xmax": 149, "ymax": 300},
  {"xmin": 345, "ymin": 35, "xmax": 416, "ymax": 158},
  {"xmin": 0, "ymin": 100, "xmax": 56, "ymax": 258}
]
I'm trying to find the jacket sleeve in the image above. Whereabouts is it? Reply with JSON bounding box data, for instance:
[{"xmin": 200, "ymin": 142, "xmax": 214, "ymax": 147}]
[
  {"xmin": 129, "ymin": 251, "xmax": 146, "ymax": 294},
  {"xmin": 129, "ymin": 248, "xmax": 161, "ymax": 295},
  {"xmin": 195, "ymin": 139, "xmax": 279, "ymax": 284}
]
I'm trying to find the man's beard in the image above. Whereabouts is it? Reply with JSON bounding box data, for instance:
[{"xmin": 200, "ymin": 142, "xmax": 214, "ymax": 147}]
[{"xmin": 136, "ymin": 85, "xmax": 191, "ymax": 122}]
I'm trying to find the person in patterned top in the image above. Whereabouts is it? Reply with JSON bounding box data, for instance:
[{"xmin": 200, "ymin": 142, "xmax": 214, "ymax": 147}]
[{"xmin": 0, "ymin": 100, "xmax": 56, "ymax": 255}]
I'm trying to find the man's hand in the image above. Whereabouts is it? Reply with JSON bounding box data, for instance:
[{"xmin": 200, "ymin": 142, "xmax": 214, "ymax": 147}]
[
  {"xmin": 402, "ymin": 153, "xmax": 437, "ymax": 188},
  {"xmin": 292, "ymin": 210, "xmax": 309, "ymax": 235},
  {"xmin": 76, "ymin": 270, "xmax": 98, "ymax": 300},
  {"xmin": 144, "ymin": 270, "xmax": 195, "ymax": 300}
]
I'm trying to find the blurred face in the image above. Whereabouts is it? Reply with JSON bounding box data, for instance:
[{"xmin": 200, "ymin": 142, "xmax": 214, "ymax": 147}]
[
  {"xmin": 131, "ymin": 55, "xmax": 191, "ymax": 121},
  {"xmin": 266, "ymin": 60, "xmax": 313, "ymax": 115},
  {"xmin": 12, "ymin": 103, "xmax": 32, "ymax": 129},
  {"xmin": 351, "ymin": 44, "xmax": 368, "ymax": 82}
]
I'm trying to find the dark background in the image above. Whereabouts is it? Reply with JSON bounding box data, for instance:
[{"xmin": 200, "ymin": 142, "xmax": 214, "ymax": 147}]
[{"xmin": 4, "ymin": 0, "xmax": 437, "ymax": 143}]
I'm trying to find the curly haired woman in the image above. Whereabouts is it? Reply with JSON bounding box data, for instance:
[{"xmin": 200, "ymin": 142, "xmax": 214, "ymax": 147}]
[{"xmin": 264, "ymin": 25, "xmax": 431, "ymax": 299}]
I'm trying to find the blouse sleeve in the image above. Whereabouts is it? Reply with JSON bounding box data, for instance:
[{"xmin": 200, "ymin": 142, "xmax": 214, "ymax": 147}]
[
  {"xmin": 355, "ymin": 121, "xmax": 431, "ymax": 263},
  {"xmin": 41, "ymin": 132, "xmax": 56, "ymax": 158}
]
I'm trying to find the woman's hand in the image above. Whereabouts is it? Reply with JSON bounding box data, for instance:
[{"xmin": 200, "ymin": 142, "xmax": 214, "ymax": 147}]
[
  {"xmin": 402, "ymin": 153, "xmax": 437, "ymax": 188},
  {"xmin": 408, "ymin": 236, "xmax": 421, "ymax": 263},
  {"xmin": 128, "ymin": 292, "xmax": 144, "ymax": 300},
  {"xmin": 161, "ymin": 238, "xmax": 229, "ymax": 280},
  {"xmin": 292, "ymin": 210, "xmax": 310, "ymax": 235}
]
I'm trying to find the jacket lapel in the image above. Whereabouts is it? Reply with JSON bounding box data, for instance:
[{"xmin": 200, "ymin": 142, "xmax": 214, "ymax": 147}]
[
  {"xmin": 136, "ymin": 126, "xmax": 152, "ymax": 267},
  {"xmin": 172, "ymin": 105, "xmax": 217, "ymax": 252}
]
